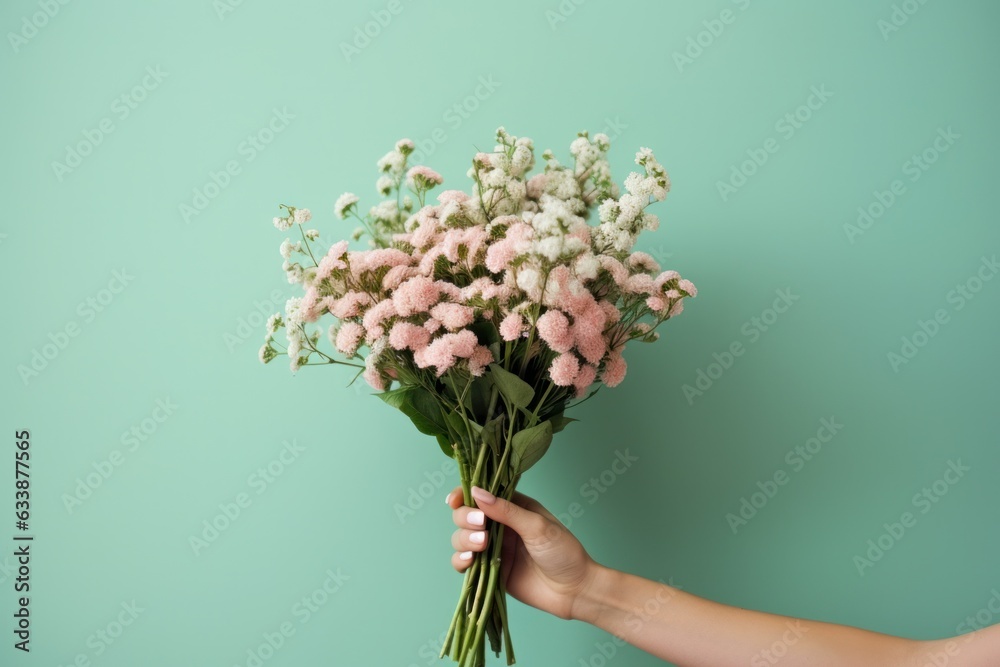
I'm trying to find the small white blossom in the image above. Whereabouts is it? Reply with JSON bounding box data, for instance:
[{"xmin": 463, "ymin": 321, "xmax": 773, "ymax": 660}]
[
  {"xmin": 376, "ymin": 176, "xmax": 394, "ymax": 195},
  {"xmin": 334, "ymin": 193, "xmax": 359, "ymax": 219},
  {"xmin": 293, "ymin": 208, "xmax": 311, "ymax": 224}
]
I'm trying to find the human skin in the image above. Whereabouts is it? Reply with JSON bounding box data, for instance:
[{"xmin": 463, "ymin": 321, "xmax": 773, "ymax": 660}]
[{"xmin": 446, "ymin": 485, "xmax": 1000, "ymax": 667}]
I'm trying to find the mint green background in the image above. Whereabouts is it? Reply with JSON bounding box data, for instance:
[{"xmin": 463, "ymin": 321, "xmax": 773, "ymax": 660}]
[{"xmin": 2, "ymin": 1, "xmax": 998, "ymax": 665}]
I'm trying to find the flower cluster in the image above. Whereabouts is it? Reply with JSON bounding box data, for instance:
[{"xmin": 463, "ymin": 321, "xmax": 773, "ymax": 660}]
[{"xmin": 261, "ymin": 127, "xmax": 695, "ymax": 398}]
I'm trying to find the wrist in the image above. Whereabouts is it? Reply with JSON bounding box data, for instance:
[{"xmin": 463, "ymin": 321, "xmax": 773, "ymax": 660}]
[{"xmin": 570, "ymin": 560, "xmax": 621, "ymax": 625}]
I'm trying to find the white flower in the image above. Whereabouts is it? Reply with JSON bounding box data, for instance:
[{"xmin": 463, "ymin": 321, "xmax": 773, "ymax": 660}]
[
  {"xmin": 273, "ymin": 216, "xmax": 292, "ymax": 231},
  {"xmin": 370, "ymin": 200, "xmax": 398, "ymax": 222},
  {"xmin": 266, "ymin": 313, "xmax": 283, "ymax": 334},
  {"xmin": 285, "ymin": 263, "xmax": 304, "ymax": 284},
  {"xmin": 575, "ymin": 253, "xmax": 600, "ymax": 280},
  {"xmin": 285, "ymin": 297, "xmax": 304, "ymax": 325},
  {"xmin": 377, "ymin": 150, "xmax": 405, "ymax": 175},
  {"xmin": 535, "ymin": 236, "xmax": 563, "ymax": 262},
  {"xmin": 516, "ymin": 267, "xmax": 540, "ymax": 293},
  {"xmin": 334, "ymin": 193, "xmax": 359, "ymax": 219},
  {"xmin": 376, "ymin": 176, "xmax": 394, "ymax": 195},
  {"xmin": 293, "ymin": 208, "xmax": 311, "ymax": 224},
  {"xmin": 279, "ymin": 239, "xmax": 302, "ymax": 260},
  {"xmin": 305, "ymin": 229, "xmax": 320, "ymax": 241},
  {"xmin": 598, "ymin": 198, "xmax": 618, "ymax": 223}
]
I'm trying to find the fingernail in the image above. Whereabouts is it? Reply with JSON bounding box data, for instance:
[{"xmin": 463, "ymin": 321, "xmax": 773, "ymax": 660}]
[
  {"xmin": 444, "ymin": 491, "xmax": 452, "ymax": 505},
  {"xmin": 459, "ymin": 551, "xmax": 473, "ymax": 561},
  {"xmin": 471, "ymin": 486, "xmax": 495, "ymax": 505},
  {"xmin": 468, "ymin": 510, "xmax": 484, "ymax": 526},
  {"xmin": 470, "ymin": 531, "xmax": 485, "ymax": 544}
]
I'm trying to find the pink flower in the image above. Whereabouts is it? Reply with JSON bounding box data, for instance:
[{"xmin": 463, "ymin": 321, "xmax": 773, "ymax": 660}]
[
  {"xmin": 573, "ymin": 309, "xmax": 607, "ymax": 364},
  {"xmin": 361, "ymin": 248, "xmax": 411, "ymax": 271},
  {"xmin": 389, "ymin": 322, "xmax": 430, "ymax": 351},
  {"xmin": 393, "ymin": 276, "xmax": 440, "ymax": 316},
  {"xmin": 468, "ymin": 345, "xmax": 495, "ymax": 376},
  {"xmin": 416, "ymin": 330, "xmax": 478, "ymax": 376},
  {"xmin": 646, "ymin": 295, "xmax": 666, "ymax": 312},
  {"xmin": 430, "ymin": 302, "xmax": 475, "ymax": 331},
  {"xmin": 598, "ymin": 255, "xmax": 629, "ymax": 286},
  {"xmin": 526, "ymin": 174, "xmax": 547, "ymax": 199},
  {"xmin": 677, "ymin": 279, "xmax": 697, "ymax": 297},
  {"xmin": 602, "ymin": 353, "xmax": 627, "ymax": 387},
  {"xmin": 549, "ymin": 353, "xmax": 580, "ymax": 386},
  {"xmin": 536, "ymin": 310, "xmax": 573, "ymax": 353},
  {"xmin": 363, "ymin": 366, "xmax": 387, "ymax": 390},
  {"xmin": 499, "ymin": 312, "xmax": 524, "ymax": 341},
  {"xmin": 668, "ymin": 299, "xmax": 684, "ymax": 317},
  {"xmin": 423, "ymin": 318, "xmax": 442, "ymax": 333},
  {"xmin": 574, "ymin": 363, "xmax": 597, "ymax": 397},
  {"xmin": 653, "ymin": 270, "xmax": 680, "ymax": 291},
  {"xmin": 625, "ymin": 273, "xmax": 656, "ymax": 295},
  {"xmin": 335, "ymin": 322, "xmax": 365, "ymax": 356},
  {"xmin": 316, "ymin": 241, "xmax": 349, "ymax": 280},
  {"xmin": 330, "ymin": 292, "xmax": 371, "ymax": 318},
  {"xmin": 362, "ymin": 299, "xmax": 397, "ymax": 333},
  {"xmin": 627, "ymin": 251, "xmax": 660, "ymax": 273},
  {"xmin": 598, "ymin": 300, "xmax": 621, "ymax": 323},
  {"xmin": 383, "ymin": 264, "xmax": 416, "ymax": 291},
  {"xmin": 300, "ymin": 286, "xmax": 321, "ymax": 322},
  {"xmin": 406, "ymin": 165, "xmax": 444, "ymax": 190},
  {"xmin": 437, "ymin": 190, "xmax": 470, "ymax": 204}
]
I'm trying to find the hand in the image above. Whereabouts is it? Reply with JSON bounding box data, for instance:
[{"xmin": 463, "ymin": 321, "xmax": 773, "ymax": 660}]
[{"xmin": 446, "ymin": 484, "xmax": 602, "ymax": 621}]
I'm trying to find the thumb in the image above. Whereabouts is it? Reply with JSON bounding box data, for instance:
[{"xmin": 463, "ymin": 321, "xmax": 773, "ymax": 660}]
[{"xmin": 471, "ymin": 486, "xmax": 548, "ymax": 543}]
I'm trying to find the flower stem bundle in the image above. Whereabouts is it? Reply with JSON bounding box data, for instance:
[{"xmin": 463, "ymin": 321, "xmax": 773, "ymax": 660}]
[{"xmin": 260, "ymin": 127, "xmax": 696, "ymax": 665}]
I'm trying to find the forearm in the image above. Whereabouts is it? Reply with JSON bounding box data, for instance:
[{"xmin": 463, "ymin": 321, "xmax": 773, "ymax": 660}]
[{"xmin": 572, "ymin": 563, "xmax": 922, "ymax": 667}]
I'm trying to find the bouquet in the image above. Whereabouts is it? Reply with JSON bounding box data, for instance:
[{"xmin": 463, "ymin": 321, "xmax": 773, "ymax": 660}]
[{"xmin": 259, "ymin": 127, "xmax": 695, "ymax": 666}]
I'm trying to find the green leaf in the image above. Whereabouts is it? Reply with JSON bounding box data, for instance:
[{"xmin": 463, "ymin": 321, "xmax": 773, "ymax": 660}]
[
  {"xmin": 378, "ymin": 386, "xmax": 448, "ymax": 437},
  {"xmin": 481, "ymin": 415, "xmax": 504, "ymax": 457},
  {"xmin": 469, "ymin": 320, "xmax": 501, "ymax": 347},
  {"xmin": 462, "ymin": 376, "xmax": 493, "ymax": 424},
  {"xmin": 445, "ymin": 408, "xmax": 481, "ymax": 449},
  {"xmin": 376, "ymin": 386, "xmax": 412, "ymax": 410},
  {"xmin": 550, "ymin": 415, "xmax": 578, "ymax": 433},
  {"xmin": 488, "ymin": 364, "xmax": 535, "ymax": 409},
  {"xmin": 435, "ymin": 434, "xmax": 455, "ymax": 458},
  {"xmin": 511, "ymin": 420, "xmax": 553, "ymax": 476}
]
